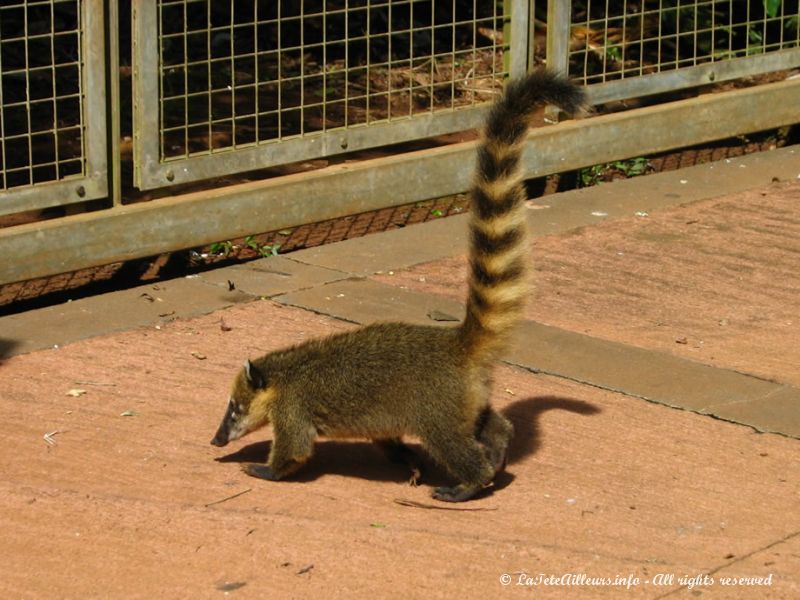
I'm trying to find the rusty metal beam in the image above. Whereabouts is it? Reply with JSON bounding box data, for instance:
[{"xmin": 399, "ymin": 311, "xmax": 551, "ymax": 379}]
[{"xmin": 1, "ymin": 78, "xmax": 798, "ymax": 286}]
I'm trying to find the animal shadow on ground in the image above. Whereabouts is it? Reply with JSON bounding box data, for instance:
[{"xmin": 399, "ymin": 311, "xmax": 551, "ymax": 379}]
[
  {"xmin": 504, "ymin": 395, "xmax": 601, "ymax": 464},
  {"xmin": 217, "ymin": 439, "xmax": 447, "ymax": 486},
  {"xmin": 492, "ymin": 395, "xmax": 601, "ymax": 492},
  {"xmin": 216, "ymin": 395, "xmax": 600, "ymax": 494}
]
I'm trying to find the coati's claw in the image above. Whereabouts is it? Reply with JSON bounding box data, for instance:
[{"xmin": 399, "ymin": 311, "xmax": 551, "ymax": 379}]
[
  {"xmin": 375, "ymin": 438, "xmax": 423, "ymax": 485},
  {"xmin": 408, "ymin": 466, "xmax": 422, "ymax": 487},
  {"xmin": 242, "ymin": 463, "xmax": 280, "ymax": 481}
]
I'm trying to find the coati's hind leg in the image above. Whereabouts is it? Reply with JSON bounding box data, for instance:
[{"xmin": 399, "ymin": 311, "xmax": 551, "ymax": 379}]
[
  {"xmin": 421, "ymin": 429, "xmax": 495, "ymax": 502},
  {"xmin": 475, "ymin": 408, "xmax": 514, "ymax": 475},
  {"xmin": 242, "ymin": 418, "xmax": 316, "ymax": 481},
  {"xmin": 374, "ymin": 438, "xmax": 423, "ymax": 485}
]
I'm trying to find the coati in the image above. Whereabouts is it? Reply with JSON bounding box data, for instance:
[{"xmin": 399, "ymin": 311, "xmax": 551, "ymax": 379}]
[{"xmin": 211, "ymin": 70, "xmax": 585, "ymax": 502}]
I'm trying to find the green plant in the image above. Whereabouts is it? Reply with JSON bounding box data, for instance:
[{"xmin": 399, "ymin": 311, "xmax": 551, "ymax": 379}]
[
  {"xmin": 617, "ymin": 157, "xmax": 650, "ymax": 177},
  {"xmin": 209, "ymin": 240, "xmax": 234, "ymax": 257},
  {"xmin": 605, "ymin": 44, "xmax": 622, "ymax": 62},
  {"xmin": 764, "ymin": 0, "xmax": 782, "ymax": 18},
  {"xmin": 244, "ymin": 236, "xmax": 281, "ymax": 257},
  {"xmin": 579, "ymin": 157, "xmax": 651, "ymax": 186},
  {"xmin": 208, "ymin": 237, "xmax": 280, "ymax": 259}
]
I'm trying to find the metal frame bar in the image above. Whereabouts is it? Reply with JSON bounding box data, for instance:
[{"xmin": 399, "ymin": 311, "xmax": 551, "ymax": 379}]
[
  {"xmin": 132, "ymin": 0, "xmax": 521, "ymax": 190},
  {"xmin": 3, "ymin": 77, "xmax": 799, "ymax": 286},
  {"xmin": 587, "ymin": 47, "xmax": 800, "ymax": 105},
  {"xmin": 134, "ymin": 105, "xmax": 492, "ymax": 188},
  {"xmin": 132, "ymin": 0, "xmax": 160, "ymax": 190},
  {"xmin": 507, "ymin": 0, "xmax": 530, "ymax": 76},
  {"xmin": 545, "ymin": 0, "xmax": 571, "ymax": 74},
  {"xmin": 106, "ymin": 0, "xmax": 122, "ymax": 206},
  {"xmin": 0, "ymin": 0, "xmax": 108, "ymax": 217}
]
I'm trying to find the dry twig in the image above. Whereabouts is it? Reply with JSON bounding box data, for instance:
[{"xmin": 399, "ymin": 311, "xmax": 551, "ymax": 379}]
[
  {"xmin": 204, "ymin": 488, "xmax": 252, "ymax": 507},
  {"xmin": 393, "ymin": 498, "xmax": 498, "ymax": 511}
]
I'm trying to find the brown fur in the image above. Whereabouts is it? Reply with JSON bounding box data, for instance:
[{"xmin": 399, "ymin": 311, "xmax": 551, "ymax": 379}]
[{"xmin": 211, "ymin": 70, "xmax": 585, "ymax": 502}]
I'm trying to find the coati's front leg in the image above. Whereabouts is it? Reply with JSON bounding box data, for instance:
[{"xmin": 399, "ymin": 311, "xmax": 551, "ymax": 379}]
[
  {"xmin": 374, "ymin": 438, "xmax": 423, "ymax": 486},
  {"xmin": 242, "ymin": 413, "xmax": 316, "ymax": 481}
]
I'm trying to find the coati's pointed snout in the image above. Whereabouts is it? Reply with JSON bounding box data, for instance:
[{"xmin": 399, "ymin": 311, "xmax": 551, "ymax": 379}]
[
  {"xmin": 210, "ymin": 433, "xmax": 228, "ymax": 447},
  {"xmin": 210, "ymin": 426, "xmax": 229, "ymax": 447},
  {"xmin": 211, "ymin": 402, "xmax": 234, "ymax": 446}
]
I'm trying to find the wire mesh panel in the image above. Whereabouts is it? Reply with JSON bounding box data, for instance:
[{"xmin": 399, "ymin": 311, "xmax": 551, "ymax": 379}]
[
  {"xmin": 133, "ymin": 0, "xmax": 528, "ymax": 189},
  {"xmin": 548, "ymin": 1, "xmax": 800, "ymax": 104},
  {"xmin": 0, "ymin": 0, "xmax": 107, "ymax": 216}
]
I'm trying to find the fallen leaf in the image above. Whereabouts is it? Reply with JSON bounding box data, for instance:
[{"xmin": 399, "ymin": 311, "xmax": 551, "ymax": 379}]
[
  {"xmin": 66, "ymin": 389, "xmax": 87, "ymax": 397},
  {"xmin": 191, "ymin": 351, "xmax": 207, "ymax": 360},
  {"xmin": 120, "ymin": 410, "xmax": 138, "ymax": 417},
  {"xmin": 215, "ymin": 581, "xmax": 246, "ymax": 592},
  {"xmin": 296, "ymin": 564, "xmax": 314, "ymax": 575},
  {"xmin": 525, "ymin": 201, "xmax": 551, "ymax": 210}
]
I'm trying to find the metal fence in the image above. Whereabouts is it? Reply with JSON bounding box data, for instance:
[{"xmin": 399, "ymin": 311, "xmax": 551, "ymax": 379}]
[
  {"xmin": 556, "ymin": 1, "xmax": 800, "ymax": 104},
  {"xmin": 1, "ymin": 0, "xmax": 799, "ymax": 286},
  {"xmin": 0, "ymin": 0, "xmax": 106, "ymax": 217}
]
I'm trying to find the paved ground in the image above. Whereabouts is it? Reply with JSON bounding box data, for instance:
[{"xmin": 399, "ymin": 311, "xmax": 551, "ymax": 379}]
[{"xmin": 1, "ymin": 146, "xmax": 799, "ymax": 598}]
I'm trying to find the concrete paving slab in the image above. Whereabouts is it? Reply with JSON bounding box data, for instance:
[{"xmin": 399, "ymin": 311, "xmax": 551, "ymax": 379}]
[
  {"xmin": 197, "ymin": 255, "xmax": 348, "ymax": 297},
  {"xmin": 289, "ymin": 213, "xmax": 468, "ymax": 275},
  {"xmin": 1, "ymin": 258, "xmax": 346, "ymax": 357},
  {"xmin": 508, "ymin": 321, "xmax": 784, "ymax": 415},
  {"xmin": 275, "ymin": 277, "xmax": 465, "ymax": 326},
  {"xmin": 705, "ymin": 386, "xmax": 800, "ymax": 437},
  {"xmin": 527, "ymin": 145, "xmax": 800, "ymax": 237},
  {"xmin": 0, "ymin": 277, "xmax": 250, "ymax": 355}
]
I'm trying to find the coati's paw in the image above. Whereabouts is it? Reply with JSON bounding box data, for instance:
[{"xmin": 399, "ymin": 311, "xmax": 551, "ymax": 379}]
[
  {"xmin": 241, "ymin": 463, "xmax": 280, "ymax": 481},
  {"xmin": 432, "ymin": 484, "xmax": 484, "ymax": 502}
]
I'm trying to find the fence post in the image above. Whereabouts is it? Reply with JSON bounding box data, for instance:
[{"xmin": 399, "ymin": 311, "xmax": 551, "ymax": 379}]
[
  {"xmin": 546, "ymin": 0, "xmax": 572, "ymax": 74},
  {"xmin": 545, "ymin": 0, "xmax": 573, "ymax": 121},
  {"xmin": 506, "ymin": 0, "xmax": 532, "ymax": 77}
]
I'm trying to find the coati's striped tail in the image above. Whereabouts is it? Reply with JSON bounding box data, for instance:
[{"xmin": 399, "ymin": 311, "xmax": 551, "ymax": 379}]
[{"xmin": 460, "ymin": 71, "xmax": 585, "ymax": 361}]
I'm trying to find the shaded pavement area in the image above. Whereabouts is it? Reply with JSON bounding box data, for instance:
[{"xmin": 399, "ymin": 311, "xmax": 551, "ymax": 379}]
[{"xmin": 1, "ymin": 146, "xmax": 798, "ymax": 598}]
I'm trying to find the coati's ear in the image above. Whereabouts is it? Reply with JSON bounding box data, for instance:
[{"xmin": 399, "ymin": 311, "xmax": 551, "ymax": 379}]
[{"xmin": 243, "ymin": 359, "xmax": 267, "ymax": 389}]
